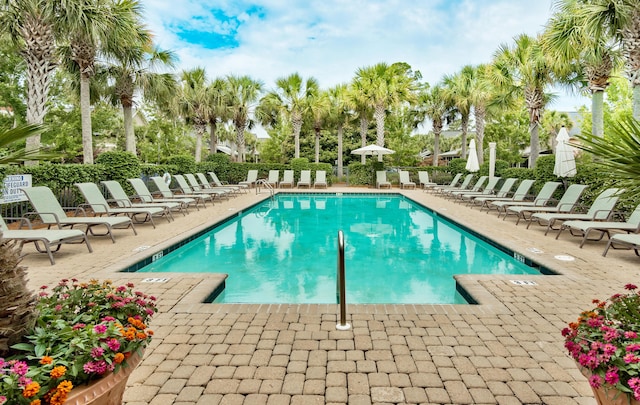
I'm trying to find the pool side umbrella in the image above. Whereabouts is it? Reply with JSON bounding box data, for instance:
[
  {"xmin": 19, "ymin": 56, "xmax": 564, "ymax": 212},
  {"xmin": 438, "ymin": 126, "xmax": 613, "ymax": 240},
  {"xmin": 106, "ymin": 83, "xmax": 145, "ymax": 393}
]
[
  {"xmin": 351, "ymin": 144, "xmax": 395, "ymax": 162},
  {"xmin": 553, "ymin": 126, "xmax": 577, "ymax": 179},
  {"xmin": 465, "ymin": 139, "xmax": 480, "ymax": 173}
]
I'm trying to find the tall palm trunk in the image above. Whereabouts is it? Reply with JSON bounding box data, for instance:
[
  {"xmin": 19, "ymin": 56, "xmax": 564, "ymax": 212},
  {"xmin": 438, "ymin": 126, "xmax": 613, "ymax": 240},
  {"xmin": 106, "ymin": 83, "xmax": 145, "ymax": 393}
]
[
  {"xmin": 22, "ymin": 15, "xmax": 57, "ymax": 160},
  {"xmin": 475, "ymin": 105, "xmax": 486, "ymax": 165},
  {"xmin": 122, "ymin": 104, "xmax": 136, "ymax": 155},
  {"xmin": 80, "ymin": 73, "xmax": 94, "ymax": 164},
  {"xmin": 460, "ymin": 114, "xmax": 469, "ymax": 159},
  {"xmin": 209, "ymin": 120, "xmax": 218, "ymax": 155},
  {"xmin": 314, "ymin": 126, "xmax": 321, "ymax": 163},
  {"xmin": 433, "ymin": 118, "xmax": 442, "ymax": 167},
  {"xmin": 235, "ymin": 118, "xmax": 246, "ymax": 163},
  {"xmin": 374, "ymin": 103, "xmax": 385, "ymax": 162},
  {"xmin": 622, "ymin": 8, "xmax": 640, "ymax": 120},
  {"xmin": 585, "ymin": 55, "xmax": 613, "ymax": 138},
  {"xmin": 360, "ymin": 117, "xmax": 369, "ymax": 164},
  {"xmin": 525, "ymin": 88, "xmax": 544, "ymax": 168},
  {"xmin": 292, "ymin": 111, "xmax": 303, "ymax": 159},
  {"xmin": 592, "ymin": 90, "xmax": 605, "ymax": 138},
  {"xmin": 337, "ymin": 122, "xmax": 344, "ymax": 178},
  {"xmin": 194, "ymin": 122, "xmax": 206, "ymax": 162}
]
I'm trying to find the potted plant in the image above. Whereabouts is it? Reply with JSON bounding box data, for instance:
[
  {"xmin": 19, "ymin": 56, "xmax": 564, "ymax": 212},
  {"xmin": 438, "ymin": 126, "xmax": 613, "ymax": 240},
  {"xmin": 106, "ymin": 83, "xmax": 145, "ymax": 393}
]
[
  {"xmin": 0, "ymin": 278, "xmax": 156, "ymax": 405},
  {"xmin": 562, "ymin": 283, "xmax": 640, "ymax": 404}
]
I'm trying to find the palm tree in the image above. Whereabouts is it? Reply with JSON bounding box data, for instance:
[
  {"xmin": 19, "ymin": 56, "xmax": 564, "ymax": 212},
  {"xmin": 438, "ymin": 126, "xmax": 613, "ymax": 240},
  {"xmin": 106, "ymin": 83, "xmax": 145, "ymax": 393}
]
[
  {"xmin": 175, "ymin": 68, "xmax": 211, "ymax": 162},
  {"xmin": 542, "ymin": 0, "xmax": 620, "ymax": 138},
  {"xmin": 106, "ymin": 41, "xmax": 176, "ymax": 155},
  {"xmin": 354, "ymin": 62, "xmax": 417, "ymax": 160},
  {"xmin": 347, "ymin": 80, "xmax": 373, "ymax": 164},
  {"xmin": 491, "ymin": 34, "xmax": 556, "ymax": 168},
  {"xmin": 576, "ymin": 0, "xmax": 640, "ymax": 119},
  {"xmin": 327, "ymin": 84, "xmax": 352, "ymax": 177},
  {"xmin": 443, "ymin": 66, "xmax": 474, "ymax": 159},
  {"xmin": 207, "ymin": 77, "xmax": 229, "ymax": 156},
  {"xmin": 62, "ymin": 0, "xmax": 146, "ymax": 164},
  {"xmin": 467, "ymin": 64, "xmax": 496, "ymax": 165},
  {"xmin": 542, "ymin": 110, "xmax": 572, "ymax": 152},
  {"xmin": 1, "ymin": 0, "xmax": 59, "ymax": 155},
  {"xmin": 258, "ymin": 73, "xmax": 318, "ymax": 159},
  {"xmin": 417, "ymin": 84, "xmax": 451, "ymax": 167},
  {"xmin": 225, "ymin": 75, "xmax": 263, "ymax": 163},
  {"xmin": 308, "ymin": 89, "xmax": 330, "ymax": 163}
]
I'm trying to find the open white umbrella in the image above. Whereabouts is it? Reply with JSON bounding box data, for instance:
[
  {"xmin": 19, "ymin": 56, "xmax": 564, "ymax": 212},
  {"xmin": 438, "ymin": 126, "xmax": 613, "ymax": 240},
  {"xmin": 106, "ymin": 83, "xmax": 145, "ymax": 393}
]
[
  {"xmin": 351, "ymin": 144, "xmax": 395, "ymax": 162},
  {"xmin": 465, "ymin": 139, "xmax": 480, "ymax": 172},
  {"xmin": 553, "ymin": 127, "xmax": 576, "ymax": 178}
]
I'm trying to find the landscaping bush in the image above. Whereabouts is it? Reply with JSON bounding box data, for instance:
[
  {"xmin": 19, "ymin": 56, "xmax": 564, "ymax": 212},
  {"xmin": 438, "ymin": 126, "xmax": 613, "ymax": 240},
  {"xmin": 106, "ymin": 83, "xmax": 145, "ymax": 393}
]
[
  {"xmin": 165, "ymin": 154, "xmax": 196, "ymax": 174},
  {"xmin": 95, "ymin": 151, "xmax": 141, "ymax": 188},
  {"xmin": 447, "ymin": 158, "xmax": 467, "ymax": 174}
]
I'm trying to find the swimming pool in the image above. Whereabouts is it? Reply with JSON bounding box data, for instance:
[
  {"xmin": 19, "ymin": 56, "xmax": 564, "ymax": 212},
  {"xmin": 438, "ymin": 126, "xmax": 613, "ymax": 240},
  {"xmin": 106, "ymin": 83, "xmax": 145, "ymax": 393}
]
[{"xmin": 136, "ymin": 194, "xmax": 542, "ymax": 304}]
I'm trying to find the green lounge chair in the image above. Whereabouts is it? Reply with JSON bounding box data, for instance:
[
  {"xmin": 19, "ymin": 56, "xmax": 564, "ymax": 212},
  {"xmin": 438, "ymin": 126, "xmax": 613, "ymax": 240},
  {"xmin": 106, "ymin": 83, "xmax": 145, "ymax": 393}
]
[
  {"xmin": 21, "ymin": 186, "xmax": 136, "ymax": 243},
  {"xmin": 418, "ymin": 171, "xmax": 437, "ymax": 191},
  {"xmin": 194, "ymin": 173, "xmax": 239, "ymax": 196},
  {"xmin": 558, "ymin": 203, "xmax": 640, "ymax": 248},
  {"xmin": 474, "ymin": 179, "xmax": 535, "ymax": 211},
  {"xmin": 456, "ymin": 177, "xmax": 502, "ymax": 203},
  {"xmin": 297, "ymin": 170, "xmax": 312, "ymax": 188},
  {"xmin": 207, "ymin": 172, "xmax": 247, "ymax": 193},
  {"xmin": 101, "ymin": 180, "xmax": 186, "ymax": 217},
  {"xmin": 506, "ymin": 184, "xmax": 588, "ymax": 225},
  {"xmin": 279, "ymin": 170, "xmax": 294, "ymax": 188},
  {"xmin": 184, "ymin": 174, "xmax": 230, "ymax": 199},
  {"xmin": 154, "ymin": 175, "xmax": 211, "ymax": 208},
  {"xmin": 491, "ymin": 181, "xmax": 561, "ymax": 217},
  {"xmin": 435, "ymin": 173, "xmax": 473, "ymax": 195},
  {"xmin": 314, "ymin": 170, "xmax": 328, "ymax": 188},
  {"xmin": 603, "ymin": 233, "xmax": 640, "ymax": 257},
  {"xmin": 267, "ymin": 170, "xmax": 280, "ymax": 188},
  {"xmin": 0, "ymin": 215, "xmax": 92, "ymax": 265},
  {"xmin": 239, "ymin": 170, "xmax": 258, "ymax": 188},
  {"xmin": 432, "ymin": 173, "xmax": 463, "ymax": 193},
  {"xmin": 129, "ymin": 178, "xmax": 197, "ymax": 211},
  {"xmin": 376, "ymin": 171, "xmax": 391, "ymax": 189},
  {"xmin": 467, "ymin": 178, "xmax": 517, "ymax": 207},
  {"xmin": 398, "ymin": 170, "xmax": 416, "ymax": 189},
  {"xmin": 446, "ymin": 176, "xmax": 488, "ymax": 199},
  {"xmin": 529, "ymin": 188, "xmax": 622, "ymax": 235},
  {"xmin": 75, "ymin": 182, "xmax": 170, "ymax": 228}
]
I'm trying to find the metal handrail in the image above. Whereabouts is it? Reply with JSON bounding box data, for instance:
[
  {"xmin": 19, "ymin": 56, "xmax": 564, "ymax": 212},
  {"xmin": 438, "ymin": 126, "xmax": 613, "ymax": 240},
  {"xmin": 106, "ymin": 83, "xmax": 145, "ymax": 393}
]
[
  {"xmin": 336, "ymin": 230, "xmax": 351, "ymax": 330},
  {"xmin": 256, "ymin": 179, "xmax": 274, "ymax": 198}
]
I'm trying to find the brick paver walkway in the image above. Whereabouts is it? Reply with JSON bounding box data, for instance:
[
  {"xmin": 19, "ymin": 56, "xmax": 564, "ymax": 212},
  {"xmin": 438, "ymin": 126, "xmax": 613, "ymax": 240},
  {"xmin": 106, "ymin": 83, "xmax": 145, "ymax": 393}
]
[{"xmin": 21, "ymin": 187, "xmax": 639, "ymax": 405}]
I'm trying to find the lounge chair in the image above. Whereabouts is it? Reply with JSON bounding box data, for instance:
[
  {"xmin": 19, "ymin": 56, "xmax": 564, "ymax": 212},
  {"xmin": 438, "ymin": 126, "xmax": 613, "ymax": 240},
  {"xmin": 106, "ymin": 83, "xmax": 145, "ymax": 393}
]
[
  {"xmin": 194, "ymin": 173, "xmax": 239, "ymax": 196},
  {"xmin": 456, "ymin": 177, "xmax": 502, "ymax": 203},
  {"xmin": 491, "ymin": 181, "xmax": 561, "ymax": 217},
  {"xmin": 75, "ymin": 182, "xmax": 170, "ymax": 228},
  {"xmin": 506, "ymin": 184, "xmax": 588, "ymax": 225},
  {"xmin": 529, "ymin": 188, "xmax": 622, "ymax": 235},
  {"xmin": 418, "ymin": 171, "xmax": 437, "ymax": 191},
  {"xmin": 376, "ymin": 171, "xmax": 391, "ymax": 189},
  {"xmin": 239, "ymin": 170, "xmax": 258, "ymax": 188},
  {"xmin": 0, "ymin": 215, "xmax": 92, "ymax": 265},
  {"xmin": 473, "ymin": 179, "xmax": 535, "ymax": 211},
  {"xmin": 184, "ymin": 174, "xmax": 230, "ymax": 199},
  {"xmin": 297, "ymin": 170, "xmax": 311, "ymax": 188},
  {"xmin": 399, "ymin": 170, "xmax": 416, "ymax": 189},
  {"xmin": 435, "ymin": 173, "xmax": 473, "ymax": 195},
  {"xmin": 267, "ymin": 170, "xmax": 279, "ymax": 188},
  {"xmin": 21, "ymin": 186, "xmax": 136, "ymax": 243},
  {"xmin": 432, "ymin": 173, "xmax": 463, "ymax": 193},
  {"xmin": 280, "ymin": 170, "xmax": 294, "ymax": 188},
  {"xmin": 314, "ymin": 170, "xmax": 328, "ymax": 188},
  {"xmin": 129, "ymin": 178, "xmax": 197, "ymax": 211},
  {"xmin": 159, "ymin": 175, "xmax": 212, "ymax": 207},
  {"xmin": 445, "ymin": 176, "xmax": 488, "ymax": 199},
  {"xmin": 207, "ymin": 172, "xmax": 247, "ymax": 193},
  {"xmin": 558, "ymin": 203, "xmax": 640, "ymax": 248},
  {"xmin": 603, "ymin": 233, "xmax": 640, "ymax": 257},
  {"xmin": 102, "ymin": 180, "xmax": 186, "ymax": 217},
  {"xmin": 467, "ymin": 178, "xmax": 517, "ymax": 208}
]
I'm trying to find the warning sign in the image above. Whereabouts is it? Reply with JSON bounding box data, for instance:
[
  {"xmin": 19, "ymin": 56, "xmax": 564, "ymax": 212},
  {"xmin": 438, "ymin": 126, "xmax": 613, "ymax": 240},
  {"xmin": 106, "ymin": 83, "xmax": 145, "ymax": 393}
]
[{"xmin": 0, "ymin": 174, "xmax": 32, "ymax": 204}]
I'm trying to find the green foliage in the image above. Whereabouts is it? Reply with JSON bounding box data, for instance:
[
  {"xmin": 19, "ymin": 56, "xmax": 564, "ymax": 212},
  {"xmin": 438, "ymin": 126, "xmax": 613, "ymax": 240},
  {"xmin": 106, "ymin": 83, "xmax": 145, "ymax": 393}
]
[
  {"xmin": 140, "ymin": 164, "xmax": 178, "ymax": 178},
  {"xmin": 205, "ymin": 153, "xmax": 231, "ymax": 164},
  {"xmin": 347, "ymin": 163, "xmax": 372, "ymax": 186},
  {"xmin": 501, "ymin": 167, "xmax": 535, "ymax": 180},
  {"xmin": 532, "ymin": 155, "xmax": 557, "ymax": 182},
  {"xmin": 164, "ymin": 154, "xmax": 196, "ymax": 174},
  {"xmin": 290, "ymin": 158, "xmax": 309, "ymax": 171},
  {"xmin": 95, "ymin": 151, "xmax": 140, "ymax": 182},
  {"xmin": 447, "ymin": 158, "xmax": 468, "ymax": 174},
  {"xmin": 479, "ymin": 159, "xmax": 510, "ymax": 177}
]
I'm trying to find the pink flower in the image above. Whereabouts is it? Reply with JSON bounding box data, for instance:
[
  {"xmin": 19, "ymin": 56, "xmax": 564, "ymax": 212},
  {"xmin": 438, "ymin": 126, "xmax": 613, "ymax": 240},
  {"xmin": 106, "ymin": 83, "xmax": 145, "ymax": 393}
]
[
  {"xmin": 102, "ymin": 316, "xmax": 116, "ymax": 322},
  {"xmin": 625, "ymin": 331, "xmax": 638, "ymax": 339},
  {"xmin": 0, "ymin": 395, "xmax": 7, "ymax": 404},
  {"xmin": 93, "ymin": 324, "xmax": 107, "ymax": 334},
  {"xmin": 91, "ymin": 347, "xmax": 105, "ymax": 359},
  {"xmin": 116, "ymin": 286, "xmax": 126, "ymax": 292},
  {"xmin": 624, "ymin": 353, "xmax": 640, "ymax": 364},
  {"xmin": 111, "ymin": 302, "xmax": 125, "ymax": 309},
  {"xmin": 626, "ymin": 344, "xmax": 640, "ymax": 352},
  {"xmin": 73, "ymin": 323, "xmax": 86, "ymax": 330},
  {"xmin": 624, "ymin": 284, "xmax": 637, "ymax": 290},
  {"xmin": 589, "ymin": 374, "xmax": 603, "ymax": 388},
  {"xmin": 605, "ymin": 367, "xmax": 620, "ymax": 385},
  {"xmin": 107, "ymin": 339, "xmax": 120, "ymax": 351},
  {"xmin": 54, "ymin": 304, "xmax": 62, "ymax": 311},
  {"xmin": 11, "ymin": 361, "xmax": 28, "ymax": 376}
]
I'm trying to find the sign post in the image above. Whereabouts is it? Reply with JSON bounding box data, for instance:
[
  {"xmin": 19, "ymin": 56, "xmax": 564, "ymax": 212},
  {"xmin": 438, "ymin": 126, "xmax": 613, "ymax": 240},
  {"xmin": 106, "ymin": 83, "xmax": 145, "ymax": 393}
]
[{"xmin": 0, "ymin": 174, "xmax": 32, "ymax": 204}]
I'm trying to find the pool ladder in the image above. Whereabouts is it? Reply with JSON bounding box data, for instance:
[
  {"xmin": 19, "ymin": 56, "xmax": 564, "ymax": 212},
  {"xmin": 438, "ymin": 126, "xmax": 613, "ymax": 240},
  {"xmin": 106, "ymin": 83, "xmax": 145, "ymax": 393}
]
[
  {"xmin": 336, "ymin": 230, "xmax": 351, "ymax": 330},
  {"xmin": 256, "ymin": 179, "xmax": 274, "ymax": 198}
]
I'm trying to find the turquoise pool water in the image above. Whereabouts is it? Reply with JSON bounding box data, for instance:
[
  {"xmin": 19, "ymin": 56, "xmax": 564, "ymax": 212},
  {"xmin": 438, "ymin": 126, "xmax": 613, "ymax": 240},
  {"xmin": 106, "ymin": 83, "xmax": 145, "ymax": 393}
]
[{"xmin": 139, "ymin": 194, "xmax": 540, "ymax": 304}]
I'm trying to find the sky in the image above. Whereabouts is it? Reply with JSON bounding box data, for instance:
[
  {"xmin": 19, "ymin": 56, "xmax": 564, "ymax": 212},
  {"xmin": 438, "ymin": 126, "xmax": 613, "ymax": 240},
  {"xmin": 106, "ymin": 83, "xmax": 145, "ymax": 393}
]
[{"xmin": 140, "ymin": 0, "xmax": 590, "ymax": 131}]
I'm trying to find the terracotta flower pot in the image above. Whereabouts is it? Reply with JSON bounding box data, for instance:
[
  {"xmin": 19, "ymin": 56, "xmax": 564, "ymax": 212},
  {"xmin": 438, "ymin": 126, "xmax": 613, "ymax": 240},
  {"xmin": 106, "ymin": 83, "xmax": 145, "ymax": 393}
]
[
  {"xmin": 64, "ymin": 350, "xmax": 144, "ymax": 405},
  {"xmin": 578, "ymin": 363, "xmax": 640, "ymax": 405}
]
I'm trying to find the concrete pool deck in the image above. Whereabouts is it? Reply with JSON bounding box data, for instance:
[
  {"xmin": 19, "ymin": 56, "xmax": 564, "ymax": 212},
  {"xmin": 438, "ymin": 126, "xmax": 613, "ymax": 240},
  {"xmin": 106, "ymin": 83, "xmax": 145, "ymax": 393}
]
[{"xmin": 20, "ymin": 186, "xmax": 639, "ymax": 405}]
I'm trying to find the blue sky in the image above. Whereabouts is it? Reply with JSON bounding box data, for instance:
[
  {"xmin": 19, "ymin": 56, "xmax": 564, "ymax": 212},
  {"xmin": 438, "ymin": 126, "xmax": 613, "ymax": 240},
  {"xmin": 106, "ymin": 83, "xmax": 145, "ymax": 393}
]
[{"xmin": 141, "ymin": 0, "xmax": 590, "ymax": 113}]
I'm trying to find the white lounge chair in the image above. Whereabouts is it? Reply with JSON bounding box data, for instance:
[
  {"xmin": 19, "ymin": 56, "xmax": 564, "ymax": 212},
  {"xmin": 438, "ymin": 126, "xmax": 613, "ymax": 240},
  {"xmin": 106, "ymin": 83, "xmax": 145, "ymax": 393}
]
[
  {"xmin": 129, "ymin": 178, "xmax": 197, "ymax": 211},
  {"xmin": 603, "ymin": 233, "xmax": 640, "ymax": 257},
  {"xmin": 151, "ymin": 176, "xmax": 209, "ymax": 208},
  {"xmin": 267, "ymin": 170, "xmax": 280, "ymax": 188},
  {"xmin": 239, "ymin": 170, "xmax": 259, "ymax": 188},
  {"xmin": 314, "ymin": 171, "xmax": 328, "ymax": 188},
  {"xmin": 280, "ymin": 170, "xmax": 294, "ymax": 188},
  {"xmin": 102, "ymin": 180, "xmax": 186, "ymax": 217},
  {"xmin": 376, "ymin": 171, "xmax": 391, "ymax": 189},
  {"xmin": 399, "ymin": 170, "xmax": 416, "ymax": 189},
  {"xmin": 418, "ymin": 171, "xmax": 437, "ymax": 191},
  {"xmin": 506, "ymin": 184, "xmax": 588, "ymax": 225},
  {"xmin": 297, "ymin": 170, "xmax": 311, "ymax": 188},
  {"xmin": 558, "ymin": 203, "xmax": 640, "ymax": 248},
  {"xmin": 207, "ymin": 172, "xmax": 247, "ymax": 193}
]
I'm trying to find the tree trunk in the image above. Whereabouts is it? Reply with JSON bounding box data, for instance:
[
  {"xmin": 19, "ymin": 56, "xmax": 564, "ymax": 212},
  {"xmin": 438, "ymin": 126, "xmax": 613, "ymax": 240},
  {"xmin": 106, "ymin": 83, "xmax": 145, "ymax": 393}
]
[
  {"xmin": 80, "ymin": 73, "xmax": 94, "ymax": 164},
  {"xmin": 460, "ymin": 114, "xmax": 469, "ymax": 160},
  {"xmin": 337, "ymin": 123, "xmax": 344, "ymax": 178},
  {"xmin": 292, "ymin": 111, "xmax": 303, "ymax": 159},
  {"xmin": 236, "ymin": 126, "xmax": 245, "ymax": 163},
  {"xmin": 433, "ymin": 119, "xmax": 442, "ymax": 167},
  {"xmin": 314, "ymin": 128, "xmax": 320, "ymax": 163},
  {"xmin": 529, "ymin": 120, "xmax": 540, "ymax": 168},
  {"xmin": 210, "ymin": 121, "xmax": 218, "ymax": 155},
  {"xmin": 360, "ymin": 117, "xmax": 368, "ymax": 164},
  {"xmin": 634, "ymin": 83, "xmax": 640, "ymax": 121},
  {"xmin": 592, "ymin": 90, "xmax": 604, "ymax": 137},
  {"xmin": 123, "ymin": 105, "xmax": 136, "ymax": 155},
  {"xmin": 475, "ymin": 105, "xmax": 486, "ymax": 165},
  {"xmin": 375, "ymin": 103, "xmax": 385, "ymax": 162},
  {"xmin": 194, "ymin": 124, "xmax": 206, "ymax": 163}
]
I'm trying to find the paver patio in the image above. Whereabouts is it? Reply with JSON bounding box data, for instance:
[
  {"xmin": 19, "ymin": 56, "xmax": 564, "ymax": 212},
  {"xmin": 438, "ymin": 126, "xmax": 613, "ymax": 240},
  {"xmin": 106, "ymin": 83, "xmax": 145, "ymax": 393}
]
[{"xmin": 19, "ymin": 186, "xmax": 639, "ymax": 405}]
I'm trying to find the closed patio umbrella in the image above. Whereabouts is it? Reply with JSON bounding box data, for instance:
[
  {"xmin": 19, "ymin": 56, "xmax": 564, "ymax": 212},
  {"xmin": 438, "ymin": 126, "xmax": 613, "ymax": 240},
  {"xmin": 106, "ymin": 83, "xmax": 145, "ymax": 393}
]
[
  {"xmin": 465, "ymin": 139, "xmax": 480, "ymax": 173},
  {"xmin": 553, "ymin": 126, "xmax": 576, "ymax": 178}
]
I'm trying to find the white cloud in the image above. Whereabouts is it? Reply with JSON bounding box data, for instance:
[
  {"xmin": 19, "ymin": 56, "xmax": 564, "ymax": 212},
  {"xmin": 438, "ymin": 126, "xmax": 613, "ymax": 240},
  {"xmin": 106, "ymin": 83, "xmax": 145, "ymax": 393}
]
[{"xmin": 140, "ymin": 0, "xmax": 589, "ymax": 110}]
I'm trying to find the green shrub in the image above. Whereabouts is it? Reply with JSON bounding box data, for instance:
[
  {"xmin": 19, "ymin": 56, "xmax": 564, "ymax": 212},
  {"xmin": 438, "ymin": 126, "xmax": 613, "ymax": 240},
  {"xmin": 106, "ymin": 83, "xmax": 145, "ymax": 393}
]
[
  {"xmin": 448, "ymin": 158, "xmax": 467, "ymax": 174},
  {"xmin": 479, "ymin": 159, "xmax": 510, "ymax": 177},
  {"xmin": 348, "ymin": 163, "xmax": 372, "ymax": 186},
  {"xmin": 205, "ymin": 153, "xmax": 231, "ymax": 164},
  {"xmin": 165, "ymin": 155, "xmax": 196, "ymax": 174},
  {"xmin": 95, "ymin": 151, "xmax": 141, "ymax": 185}
]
